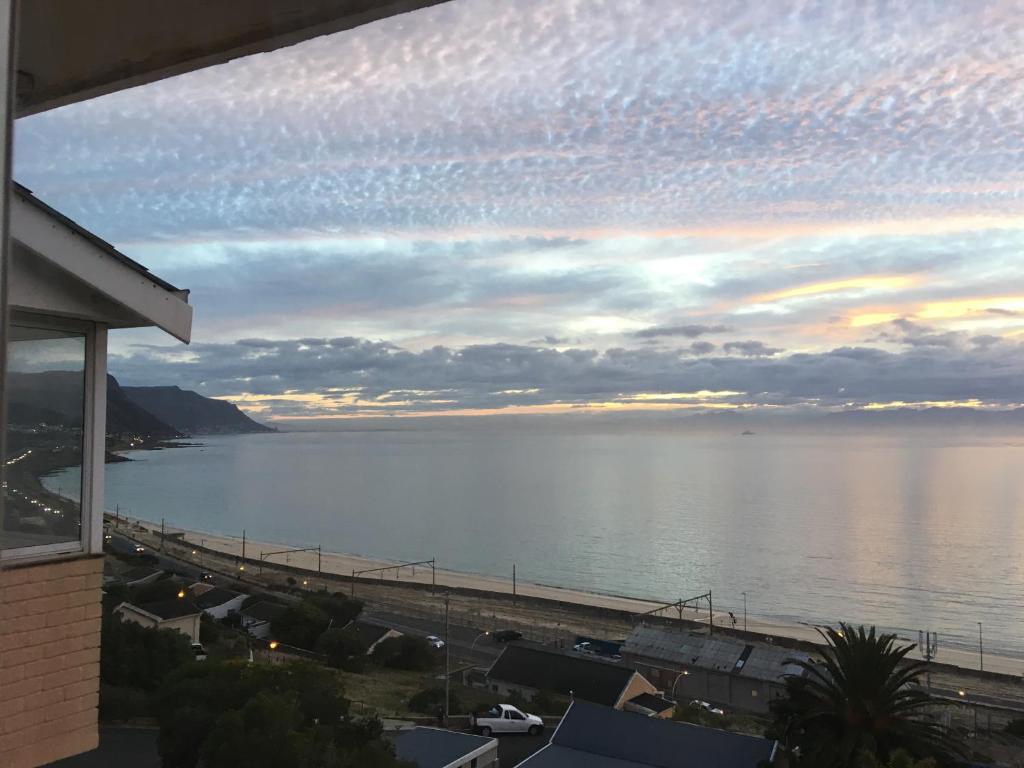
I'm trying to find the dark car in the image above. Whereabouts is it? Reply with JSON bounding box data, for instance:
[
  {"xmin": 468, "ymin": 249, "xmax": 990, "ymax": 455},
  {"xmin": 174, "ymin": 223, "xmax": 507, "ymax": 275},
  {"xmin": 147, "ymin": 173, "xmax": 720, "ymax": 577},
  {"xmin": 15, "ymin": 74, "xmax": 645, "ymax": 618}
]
[{"xmin": 492, "ymin": 629, "xmax": 523, "ymax": 643}]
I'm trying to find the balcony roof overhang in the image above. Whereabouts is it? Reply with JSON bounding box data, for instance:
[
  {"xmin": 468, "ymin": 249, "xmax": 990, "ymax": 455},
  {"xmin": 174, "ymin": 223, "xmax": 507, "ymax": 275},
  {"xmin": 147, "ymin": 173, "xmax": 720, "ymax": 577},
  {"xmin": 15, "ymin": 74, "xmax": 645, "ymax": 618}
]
[
  {"xmin": 15, "ymin": 0, "xmax": 448, "ymax": 116},
  {"xmin": 9, "ymin": 183, "xmax": 193, "ymax": 342}
]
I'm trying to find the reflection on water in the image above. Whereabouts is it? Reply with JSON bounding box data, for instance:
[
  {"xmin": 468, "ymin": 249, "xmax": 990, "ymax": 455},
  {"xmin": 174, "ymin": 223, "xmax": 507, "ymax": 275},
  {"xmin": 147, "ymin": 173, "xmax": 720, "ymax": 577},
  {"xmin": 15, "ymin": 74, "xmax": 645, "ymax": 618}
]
[{"xmin": 48, "ymin": 428, "xmax": 1024, "ymax": 656}]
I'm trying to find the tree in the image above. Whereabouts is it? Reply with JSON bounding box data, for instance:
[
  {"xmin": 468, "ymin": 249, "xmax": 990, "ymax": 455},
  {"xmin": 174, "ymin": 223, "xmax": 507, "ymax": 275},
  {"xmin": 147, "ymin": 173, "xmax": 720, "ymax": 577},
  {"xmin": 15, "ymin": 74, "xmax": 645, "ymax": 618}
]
[
  {"xmin": 372, "ymin": 636, "xmax": 435, "ymax": 671},
  {"xmin": 771, "ymin": 624, "xmax": 965, "ymax": 766},
  {"xmin": 316, "ymin": 628, "xmax": 369, "ymax": 671},
  {"xmin": 271, "ymin": 600, "xmax": 330, "ymax": 649},
  {"xmin": 154, "ymin": 660, "xmax": 411, "ymax": 768},
  {"xmin": 269, "ymin": 594, "xmax": 364, "ymax": 650},
  {"xmin": 408, "ymin": 687, "xmax": 464, "ymax": 716},
  {"xmin": 101, "ymin": 614, "xmax": 194, "ymax": 691}
]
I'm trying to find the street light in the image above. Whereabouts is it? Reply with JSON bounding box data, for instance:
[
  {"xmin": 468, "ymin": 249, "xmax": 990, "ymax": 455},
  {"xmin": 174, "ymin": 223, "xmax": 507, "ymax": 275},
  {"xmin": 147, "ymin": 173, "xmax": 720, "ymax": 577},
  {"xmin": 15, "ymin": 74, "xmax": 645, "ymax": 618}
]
[
  {"xmin": 469, "ymin": 631, "xmax": 490, "ymax": 652},
  {"xmin": 670, "ymin": 669, "xmax": 691, "ymax": 702},
  {"xmin": 977, "ymin": 622, "xmax": 984, "ymax": 672},
  {"xmin": 741, "ymin": 592, "xmax": 747, "ymax": 632},
  {"xmin": 958, "ymin": 689, "xmax": 977, "ymax": 735},
  {"xmin": 177, "ymin": 589, "xmax": 186, "ymax": 599},
  {"xmin": 269, "ymin": 640, "xmax": 279, "ymax": 650}
]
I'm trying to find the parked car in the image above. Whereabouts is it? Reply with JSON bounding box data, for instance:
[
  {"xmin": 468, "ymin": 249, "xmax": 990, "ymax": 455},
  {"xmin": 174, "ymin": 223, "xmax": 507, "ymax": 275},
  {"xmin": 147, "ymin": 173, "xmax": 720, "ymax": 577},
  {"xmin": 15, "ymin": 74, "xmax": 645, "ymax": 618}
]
[
  {"xmin": 425, "ymin": 634, "xmax": 445, "ymax": 649},
  {"xmin": 492, "ymin": 629, "xmax": 523, "ymax": 643},
  {"xmin": 471, "ymin": 704, "xmax": 544, "ymax": 736},
  {"xmin": 572, "ymin": 641, "xmax": 593, "ymax": 654},
  {"xmin": 133, "ymin": 544, "xmax": 146, "ymax": 553},
  {"xmin": 690, "ymin": 699, "xmax": 725, "ymax": 716},
  {"xmin": 191, "ymin": 643, "xmax": 208, "ymax": 662}
]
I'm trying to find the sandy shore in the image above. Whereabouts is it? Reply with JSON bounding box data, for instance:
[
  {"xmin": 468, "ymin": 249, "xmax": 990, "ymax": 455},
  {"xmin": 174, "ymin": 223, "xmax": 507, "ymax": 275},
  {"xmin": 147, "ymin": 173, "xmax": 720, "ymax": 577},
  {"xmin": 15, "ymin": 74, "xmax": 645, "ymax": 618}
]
[{"xmin": 125, "ymin": 516, "xmax": 1022, "ymax": 678}]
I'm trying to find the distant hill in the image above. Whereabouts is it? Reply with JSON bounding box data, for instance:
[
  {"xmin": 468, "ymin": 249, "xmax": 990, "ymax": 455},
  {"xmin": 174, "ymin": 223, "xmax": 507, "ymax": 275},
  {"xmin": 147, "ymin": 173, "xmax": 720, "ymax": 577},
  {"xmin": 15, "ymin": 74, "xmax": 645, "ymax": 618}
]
[
  {"xmin": 121, "ymin": 385, "xmax": 274, "ymax": 435},
  {"xmin": 7, "ymin": 371, "xmax": 183, "ymax": 440}
]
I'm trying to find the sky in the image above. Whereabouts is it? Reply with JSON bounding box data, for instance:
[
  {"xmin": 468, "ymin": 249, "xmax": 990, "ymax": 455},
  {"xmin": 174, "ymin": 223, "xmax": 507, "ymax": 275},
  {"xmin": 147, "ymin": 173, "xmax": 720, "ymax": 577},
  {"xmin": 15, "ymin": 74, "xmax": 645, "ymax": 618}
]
[{"xmin": 12, "ymin": 0, "xmax": 1024, "ymax": 421}]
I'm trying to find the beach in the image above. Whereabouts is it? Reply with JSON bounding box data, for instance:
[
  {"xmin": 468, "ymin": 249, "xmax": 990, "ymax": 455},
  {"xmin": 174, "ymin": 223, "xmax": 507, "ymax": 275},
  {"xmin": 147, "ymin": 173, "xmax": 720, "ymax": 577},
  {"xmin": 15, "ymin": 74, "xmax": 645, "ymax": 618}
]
[{"xmin": 119, "ymin": 515, "xmax": 1023, "ymax": 678}]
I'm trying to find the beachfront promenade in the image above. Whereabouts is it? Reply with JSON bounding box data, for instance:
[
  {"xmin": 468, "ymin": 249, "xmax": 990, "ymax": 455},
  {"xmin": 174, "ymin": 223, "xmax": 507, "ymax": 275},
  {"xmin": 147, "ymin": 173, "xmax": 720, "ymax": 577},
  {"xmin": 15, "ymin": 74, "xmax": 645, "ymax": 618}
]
[{"xmin": 115, "ymin": 515, "xmax": 1022, "ymax": 678}]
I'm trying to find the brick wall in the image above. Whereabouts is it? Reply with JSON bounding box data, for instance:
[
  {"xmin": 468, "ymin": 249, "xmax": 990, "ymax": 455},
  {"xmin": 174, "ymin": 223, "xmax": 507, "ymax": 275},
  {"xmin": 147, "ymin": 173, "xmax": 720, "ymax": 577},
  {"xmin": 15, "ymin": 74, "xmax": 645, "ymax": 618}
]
[{"xmin": 0, "ymin": 555, "xmax": 103, "ymax": 768}]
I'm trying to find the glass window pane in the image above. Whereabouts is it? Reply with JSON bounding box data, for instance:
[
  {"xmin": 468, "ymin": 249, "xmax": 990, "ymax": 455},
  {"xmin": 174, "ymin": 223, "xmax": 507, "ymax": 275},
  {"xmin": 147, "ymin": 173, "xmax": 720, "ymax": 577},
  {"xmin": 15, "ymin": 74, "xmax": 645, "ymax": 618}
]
[{"xmin": 2, "ymin": 324, "xmax": 86, "ymax": 551}]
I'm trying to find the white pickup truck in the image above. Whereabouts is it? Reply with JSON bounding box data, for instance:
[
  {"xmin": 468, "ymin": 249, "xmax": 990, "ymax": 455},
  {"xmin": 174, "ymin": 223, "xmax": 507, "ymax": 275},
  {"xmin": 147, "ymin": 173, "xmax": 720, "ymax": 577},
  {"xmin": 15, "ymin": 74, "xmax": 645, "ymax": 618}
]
[{"xmin": 470, "ymin": 704, "xmax": 544, "ymax": 736}]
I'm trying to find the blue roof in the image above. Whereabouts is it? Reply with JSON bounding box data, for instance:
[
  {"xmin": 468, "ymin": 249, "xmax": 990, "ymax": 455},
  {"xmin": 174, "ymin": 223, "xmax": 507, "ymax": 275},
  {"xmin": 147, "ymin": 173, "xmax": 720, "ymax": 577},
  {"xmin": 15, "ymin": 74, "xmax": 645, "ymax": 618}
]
[
  {"xmin": 393, "ymin": 727, "xmax": 495, "ymax": 768},
  {"xmin": 517, "ymin": 701, "xmax": 777, "ymax": 768}
]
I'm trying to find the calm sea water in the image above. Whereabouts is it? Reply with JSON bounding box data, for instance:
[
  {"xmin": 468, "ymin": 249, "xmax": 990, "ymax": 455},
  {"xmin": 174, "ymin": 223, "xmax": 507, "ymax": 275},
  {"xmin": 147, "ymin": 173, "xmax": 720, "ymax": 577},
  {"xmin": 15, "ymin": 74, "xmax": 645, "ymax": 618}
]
[{"xmin": 48, "ymin": 428, "xmax": 1024, "ymax": 657}]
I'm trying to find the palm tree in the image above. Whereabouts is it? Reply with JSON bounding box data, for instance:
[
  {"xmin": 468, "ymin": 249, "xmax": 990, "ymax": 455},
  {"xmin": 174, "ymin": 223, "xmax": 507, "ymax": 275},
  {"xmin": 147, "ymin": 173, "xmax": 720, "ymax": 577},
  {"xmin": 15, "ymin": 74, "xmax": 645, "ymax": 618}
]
[{"xmin": 772, "ymin": 623, "xmax": 965, "ymax": 766}]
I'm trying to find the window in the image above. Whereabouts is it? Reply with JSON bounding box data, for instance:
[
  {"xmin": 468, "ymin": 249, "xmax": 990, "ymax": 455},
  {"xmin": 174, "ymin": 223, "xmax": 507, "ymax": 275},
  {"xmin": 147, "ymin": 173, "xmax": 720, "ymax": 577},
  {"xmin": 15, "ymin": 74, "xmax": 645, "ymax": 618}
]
[
  {"xmin": 509, "ymin": 710, "xmax": 525, "ymax": 720},
  {"xmin": 2, "ymin": 316, "xmax": 98, "ymax": 561}
]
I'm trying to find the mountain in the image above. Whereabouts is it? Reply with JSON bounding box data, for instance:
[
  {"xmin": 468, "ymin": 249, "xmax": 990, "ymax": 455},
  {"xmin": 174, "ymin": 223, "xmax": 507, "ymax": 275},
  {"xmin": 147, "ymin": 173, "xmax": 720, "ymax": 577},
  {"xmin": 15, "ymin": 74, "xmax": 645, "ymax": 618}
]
[
  {"xmin": 121, "ymin": 385, "xmax": 274, "ymax": 435},
  {"xmin": 107, "ymin": 376, "xmax": 184, "ymax": 439},
  {"xmin": 7, "ymin": 371, "xmax": 182, "ymax": 440}
]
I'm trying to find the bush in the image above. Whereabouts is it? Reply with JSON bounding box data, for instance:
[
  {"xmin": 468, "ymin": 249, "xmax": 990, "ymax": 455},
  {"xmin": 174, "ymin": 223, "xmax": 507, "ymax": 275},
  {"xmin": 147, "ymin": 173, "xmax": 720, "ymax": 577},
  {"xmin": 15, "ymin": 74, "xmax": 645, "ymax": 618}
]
[
  {"xmin": 154, "ymin": 660, "xmax": 406, "ymax": 768},
  {"xmin": 1006, "ymin": 718, "xmax": 1024, "ymax": 737},
  {"xmin": 268, "ymin": 594, "xmax": 364, "ymax": 651},
  {"xmin": 286, "ymin": 577, "xmax": 296, "ymax": 587},
  {"xmin": 101, "ymin": 614, "xmax": 194, "ymax": 692},
  {"xmin": 373, "ymin": 635, "xmax": 435, "ymax": 671},
  {"xmin": 409, "ymin": 687, "xmax": 464, "ymax": 716},
  {"xmin": 99, "ymin": 684, "xmax": 150, "ymax": 721},
  {"xmin": 315, "ymin": 628, "xmax": 369, "ymax": 671},
  {"xmin": 530, "ymin": 689, "xmax": 567, "ymax": 714}
]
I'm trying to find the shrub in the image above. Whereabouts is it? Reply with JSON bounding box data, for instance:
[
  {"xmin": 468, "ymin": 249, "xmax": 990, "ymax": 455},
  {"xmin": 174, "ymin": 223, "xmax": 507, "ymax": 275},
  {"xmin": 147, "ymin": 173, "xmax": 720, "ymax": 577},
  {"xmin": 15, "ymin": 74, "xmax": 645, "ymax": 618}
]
[
  {"xmin": 154, "ymin": 660, "xmax": 405, "ymax": 768},
  {"xmin": 373, "ymin": 636, "xmax": 435, "ymax": 671},
  {"xmin": 99, "ymin": 684, "xmax": 150, "ymax": 721},
  {"xmin": 409, "ymin": 687, "xmax": 464, "ymax": 716},
  {"xmin": 530, "ymin": 689, "xmax": 567, "ymax": 714},
  {"xmin": 101, "ymin": 614, "xmax": 193, "ymax": 692},
  {"xmin": 315, "ymin": 628, "xmax": 369, "ymax": 671},
  {"xmin": 1006, "ymin": 718, "xmax": 1024, "ymax": 737}
]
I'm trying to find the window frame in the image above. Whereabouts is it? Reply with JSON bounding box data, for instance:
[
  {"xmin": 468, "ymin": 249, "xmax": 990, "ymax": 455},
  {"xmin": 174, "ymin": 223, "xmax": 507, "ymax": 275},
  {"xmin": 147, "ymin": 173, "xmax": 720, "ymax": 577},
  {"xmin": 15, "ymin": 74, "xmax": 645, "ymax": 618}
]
[{"xmin": 0, "ymin": 310, "xmax": 106, "ymax": 564}]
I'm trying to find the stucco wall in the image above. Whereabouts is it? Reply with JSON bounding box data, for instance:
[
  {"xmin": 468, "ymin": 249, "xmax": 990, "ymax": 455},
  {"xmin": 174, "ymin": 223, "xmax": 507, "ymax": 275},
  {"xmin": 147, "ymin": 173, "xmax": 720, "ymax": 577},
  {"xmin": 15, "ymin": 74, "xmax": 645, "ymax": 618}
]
[{"xmin": 0, "ymin": 555, "xmax": 103, "ymax": 768}]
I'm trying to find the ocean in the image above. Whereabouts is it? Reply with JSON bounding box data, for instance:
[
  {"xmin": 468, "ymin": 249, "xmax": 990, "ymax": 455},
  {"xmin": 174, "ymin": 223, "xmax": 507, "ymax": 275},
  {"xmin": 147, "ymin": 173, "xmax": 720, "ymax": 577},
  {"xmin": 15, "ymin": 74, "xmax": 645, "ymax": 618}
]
[{"xmin": 47, "ymin": 427, "xmax": 1024, "ymax": 658}]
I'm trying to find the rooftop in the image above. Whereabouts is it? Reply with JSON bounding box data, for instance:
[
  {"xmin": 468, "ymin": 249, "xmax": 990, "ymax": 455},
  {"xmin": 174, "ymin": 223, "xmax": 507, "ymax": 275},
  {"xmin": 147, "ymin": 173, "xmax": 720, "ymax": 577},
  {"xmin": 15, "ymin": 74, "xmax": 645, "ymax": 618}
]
[
  {"xmin": 240, "ymin": 601, "xmax": 288, "ymax": 622},
  {"xmin": 344, "ymin": 619, "xmax": 395, "ymax": 647},
  {"xmin": 517, "ymin": 700, "xmax": 777, "ymax": 768},
  {"xmin": 488, "ymin": 644, "xmax": 638, "ymax": 707},
  {"xmin": 625, "ymin": 693, "xmax": 675, "ymax": 715},
  {"xmin": 622, "ymin": 625, "xmax": 809, "ymax": 683},
  {"xmin": 125, "ymin": 598, "xmax": 202, "ymax": 621},
  {"xmin": 193, "ymin": 587, "xmax": 243, "ymax": 610},
  {"xmin": 393, "ymin": 727, "xmax": 495, "ymax": 768}
]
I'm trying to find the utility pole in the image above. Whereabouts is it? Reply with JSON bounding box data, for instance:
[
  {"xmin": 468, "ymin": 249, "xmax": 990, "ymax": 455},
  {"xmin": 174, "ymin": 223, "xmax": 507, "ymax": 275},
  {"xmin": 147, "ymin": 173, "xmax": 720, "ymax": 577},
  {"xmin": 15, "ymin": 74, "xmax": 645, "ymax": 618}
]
[
  {"xmin": 513, "ymin": 563, "xmax": 517, "ymax": 604},
  {"xmin": 160, "ymin": 518, "xmax": 165, "ymax": 551},
  {"xmin": 317, "ymin": 545, "xmax": 321, "ymax": 575},
  {"xmin": 742, "ymin": 592, "xmax": 747, "ymax": 633},
  {"xmin": 978, "ymin": 622, "xmax": 984, "ymax": 672},
  {"xmin": 444, "ymin": 593, "xmax": 451, "ymax": 726},
  {"xmin": 242, "ymin": 529, "xmax": 246, "ymax": 562},
  {"xmin": 708, "ymin": 590, "xmax": 713, "ymax": 636},
  {"xmin": 919, "ymin": 630, "xmax": 938, "ymax": 690}
]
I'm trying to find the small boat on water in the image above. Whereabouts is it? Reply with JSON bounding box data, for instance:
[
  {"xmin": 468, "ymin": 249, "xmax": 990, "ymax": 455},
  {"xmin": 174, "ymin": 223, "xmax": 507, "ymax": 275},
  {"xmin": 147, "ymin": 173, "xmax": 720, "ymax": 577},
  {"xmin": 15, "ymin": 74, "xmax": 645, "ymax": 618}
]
[{"xmin": 741, "ymin": 430, "xmax": 755, "ymax": 436}]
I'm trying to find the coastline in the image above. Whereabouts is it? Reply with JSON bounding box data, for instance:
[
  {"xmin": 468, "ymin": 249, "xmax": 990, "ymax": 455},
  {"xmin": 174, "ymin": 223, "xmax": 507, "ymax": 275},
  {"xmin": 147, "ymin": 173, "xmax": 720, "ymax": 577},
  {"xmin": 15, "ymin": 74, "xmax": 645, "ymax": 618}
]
[{"xmin": 122, "ymin": 514, "xmax": 1024, "ymax": 678}]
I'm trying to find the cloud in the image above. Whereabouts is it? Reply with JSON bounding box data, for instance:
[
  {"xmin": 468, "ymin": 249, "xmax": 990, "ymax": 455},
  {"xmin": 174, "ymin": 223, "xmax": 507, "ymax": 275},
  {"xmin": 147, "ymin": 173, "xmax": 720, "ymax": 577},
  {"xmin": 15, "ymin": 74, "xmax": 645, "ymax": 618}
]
[
  {"xmin": 722, "ymin": 340, "xmax": 783, "ymax": 357},
  {"xmin": 108, "ymin": 334, "xmax": 1024, "ymax": 418},
  {"xmin": 633, "ymin": 323, "xmax": 732, "ymax": 339}
]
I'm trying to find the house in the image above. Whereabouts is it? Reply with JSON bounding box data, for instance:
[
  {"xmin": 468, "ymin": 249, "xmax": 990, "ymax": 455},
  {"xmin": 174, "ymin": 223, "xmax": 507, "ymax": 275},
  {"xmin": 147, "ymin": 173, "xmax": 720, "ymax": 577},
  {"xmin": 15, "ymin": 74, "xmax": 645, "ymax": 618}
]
[
  {"xmin": 516, "ymin": 700, "xmax": 778, "ymax": 768},
  {"xmin": 620, "ymin": 624, "xmax": 810, "ymax": 714},
  {"xmin": 191, "ymin": 586, "xmax": 247, "ymax": 619},
  {"xmin": 120, "ymin": 565, "xmax": 164, "ymax": 587},
  {"xmin": 393, "ymin": 727, "xmax": 498, "ymax": 768},
  {"xmin": 623, "ymin": 692, "xmax": 676, "ymax": 718},
  {"xmin": 0, "ymin": 185, "xmax": 191, "ymax": 766},
  {"xmin": 0, "ymin": 4, "xmax": 442, "ymax": 766},
  {"xmin": 486, "ymin": 644, "xmax": 657, "ymax": 709},
  {"xmin": 344, "ymin": 619, "xmax": 403, "ymax": 654},
  {"xmin": 240, "ymin": 600, "xmax": 288, "ymax": 639},
  {"xmin": 114, "ymin": 599, "xmax": 203, "ymax": 644}
]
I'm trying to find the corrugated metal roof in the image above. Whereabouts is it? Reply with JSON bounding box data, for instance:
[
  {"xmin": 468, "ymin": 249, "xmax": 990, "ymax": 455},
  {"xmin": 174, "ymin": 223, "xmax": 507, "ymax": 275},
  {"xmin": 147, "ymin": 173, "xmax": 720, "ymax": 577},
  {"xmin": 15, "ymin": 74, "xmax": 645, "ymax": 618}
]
[
  {"xmin": 518, "ymin": 700, "xmax": 777, "ymax": 768},
  {"xmin": 622, "ymin": 625, "xmax": 808, "ymax": 683}
]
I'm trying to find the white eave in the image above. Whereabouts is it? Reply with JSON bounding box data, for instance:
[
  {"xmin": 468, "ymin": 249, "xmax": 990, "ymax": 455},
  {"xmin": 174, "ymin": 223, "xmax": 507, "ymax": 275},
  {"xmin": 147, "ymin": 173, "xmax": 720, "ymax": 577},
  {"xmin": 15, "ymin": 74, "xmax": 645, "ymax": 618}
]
[{"xmin": 9, "ymin": 184, "xmax": 193, "ymax": 343}]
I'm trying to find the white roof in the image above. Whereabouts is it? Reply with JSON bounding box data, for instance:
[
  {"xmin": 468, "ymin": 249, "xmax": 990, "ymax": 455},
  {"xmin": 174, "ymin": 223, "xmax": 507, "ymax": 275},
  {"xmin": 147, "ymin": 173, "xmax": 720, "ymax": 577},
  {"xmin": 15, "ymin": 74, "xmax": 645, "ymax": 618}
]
[{"xmin": 9, "ymin": 183, "xmax": 192, "ymax": 342}]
